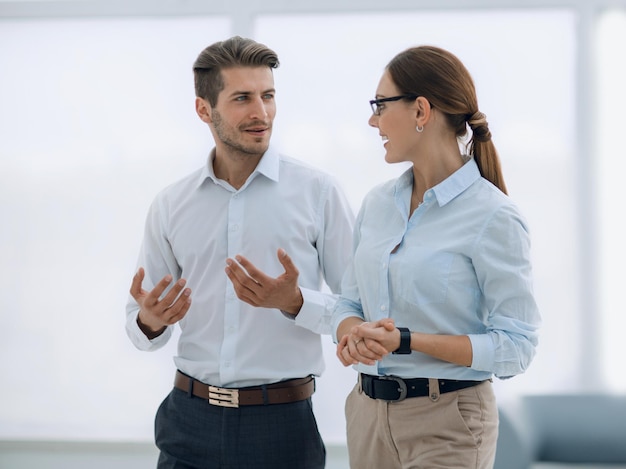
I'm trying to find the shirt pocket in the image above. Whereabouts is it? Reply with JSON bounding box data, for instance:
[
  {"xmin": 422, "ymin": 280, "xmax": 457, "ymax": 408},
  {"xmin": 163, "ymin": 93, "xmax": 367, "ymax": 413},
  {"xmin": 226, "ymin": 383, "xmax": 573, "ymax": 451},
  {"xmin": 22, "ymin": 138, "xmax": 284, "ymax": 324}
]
[{"xmin": 390, "ymin": 246, "xmax": 455, "ymax": 307}]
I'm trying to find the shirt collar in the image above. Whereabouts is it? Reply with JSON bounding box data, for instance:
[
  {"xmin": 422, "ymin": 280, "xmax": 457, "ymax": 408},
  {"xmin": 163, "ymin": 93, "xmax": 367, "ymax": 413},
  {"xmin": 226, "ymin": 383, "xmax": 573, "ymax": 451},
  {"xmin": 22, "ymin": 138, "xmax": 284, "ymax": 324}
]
[
  {"xmin": 394, "ymin": 156, "xmax": 481, "ymax": 207},
  {"xmin": 432, "ymin": 157, "xmax": 481, "ymax": 206},
  {"xmin": 195, "ymin": 145, "xmax": 280, "ymax": 190}
]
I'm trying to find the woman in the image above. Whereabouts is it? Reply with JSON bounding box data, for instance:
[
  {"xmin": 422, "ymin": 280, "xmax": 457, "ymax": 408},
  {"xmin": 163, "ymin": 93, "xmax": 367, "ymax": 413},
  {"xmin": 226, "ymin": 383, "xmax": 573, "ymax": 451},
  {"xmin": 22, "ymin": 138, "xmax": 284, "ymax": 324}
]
[{"xmin": 332, "ymin": 45, "xmax": 541, "ymax": 468}]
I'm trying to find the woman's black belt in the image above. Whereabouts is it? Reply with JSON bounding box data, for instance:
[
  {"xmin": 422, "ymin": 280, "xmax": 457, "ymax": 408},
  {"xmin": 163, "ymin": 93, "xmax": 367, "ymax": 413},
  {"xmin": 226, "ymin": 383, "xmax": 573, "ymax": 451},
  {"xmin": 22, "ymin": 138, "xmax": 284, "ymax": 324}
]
[{"xmin": 360, "ymin": 373, "xmax": 484, "ymax": 402}]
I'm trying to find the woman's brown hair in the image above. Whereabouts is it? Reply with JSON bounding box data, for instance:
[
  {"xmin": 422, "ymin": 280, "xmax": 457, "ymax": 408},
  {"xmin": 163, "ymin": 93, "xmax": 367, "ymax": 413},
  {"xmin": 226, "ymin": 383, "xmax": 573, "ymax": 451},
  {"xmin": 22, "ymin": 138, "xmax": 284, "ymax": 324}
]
[{"xmin": 387, "ymin": 45, "xmax": 508, "ymax": 194}]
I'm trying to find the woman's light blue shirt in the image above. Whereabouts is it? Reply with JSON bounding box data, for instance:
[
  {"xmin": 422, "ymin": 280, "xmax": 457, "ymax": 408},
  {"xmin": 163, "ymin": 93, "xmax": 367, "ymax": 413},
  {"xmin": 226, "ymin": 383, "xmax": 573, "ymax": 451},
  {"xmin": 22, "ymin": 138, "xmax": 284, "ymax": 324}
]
[{"xmin": 332, "ymin": 158, "xmax": 541, "ymax": 380}]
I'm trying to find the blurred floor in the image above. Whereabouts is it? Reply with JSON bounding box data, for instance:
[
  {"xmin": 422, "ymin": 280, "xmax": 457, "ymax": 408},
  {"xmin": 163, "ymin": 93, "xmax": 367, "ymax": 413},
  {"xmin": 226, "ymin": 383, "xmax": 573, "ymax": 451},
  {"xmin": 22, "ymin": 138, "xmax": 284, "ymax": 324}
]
[
  {"xmin": 0, "ymin": 441, "xmax": 350, "ymax": 469},
  {"xmin": 2, "ymin": 441, "xmax": 626, "ymax": 469}
]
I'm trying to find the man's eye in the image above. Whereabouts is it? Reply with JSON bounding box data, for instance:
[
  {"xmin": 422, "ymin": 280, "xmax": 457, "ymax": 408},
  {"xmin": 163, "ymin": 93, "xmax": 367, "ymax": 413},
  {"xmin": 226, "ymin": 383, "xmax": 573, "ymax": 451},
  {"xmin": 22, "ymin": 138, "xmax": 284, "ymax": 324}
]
[
  {"xmin": 235, "ymin": 96, "xmax": 248, "ymax": 101},
  {"xmin": 262, "ymin": 94, "xmax": 274, "ymax": 100}
]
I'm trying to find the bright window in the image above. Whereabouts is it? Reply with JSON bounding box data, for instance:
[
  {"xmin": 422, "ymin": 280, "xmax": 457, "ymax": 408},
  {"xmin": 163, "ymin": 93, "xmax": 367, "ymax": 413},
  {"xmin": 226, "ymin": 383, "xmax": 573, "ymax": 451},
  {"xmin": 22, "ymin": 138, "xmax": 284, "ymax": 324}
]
[
  {"xmin": 597, "ymin": 9, "xmax": 626, "ymax": 391},
  {"xmin": 0, "ymin": 16, "xmax": 230, "ymax": 440}
]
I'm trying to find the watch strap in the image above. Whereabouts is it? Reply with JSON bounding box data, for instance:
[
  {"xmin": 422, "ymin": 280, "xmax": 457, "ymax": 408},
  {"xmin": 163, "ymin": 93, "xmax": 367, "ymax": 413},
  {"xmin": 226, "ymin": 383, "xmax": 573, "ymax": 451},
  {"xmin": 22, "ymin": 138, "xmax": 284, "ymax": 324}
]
[{"xmin": 393, "ymin": 327, "xmax": 412, "ymax": 354}]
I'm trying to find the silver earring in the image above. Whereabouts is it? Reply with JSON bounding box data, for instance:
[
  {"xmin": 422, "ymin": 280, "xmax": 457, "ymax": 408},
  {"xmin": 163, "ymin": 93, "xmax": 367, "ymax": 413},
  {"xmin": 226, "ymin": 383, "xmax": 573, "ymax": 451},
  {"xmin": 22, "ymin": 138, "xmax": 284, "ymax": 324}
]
[{"xmin": 416, "ymin": 125, "xmax": 424, "ymax": 133}]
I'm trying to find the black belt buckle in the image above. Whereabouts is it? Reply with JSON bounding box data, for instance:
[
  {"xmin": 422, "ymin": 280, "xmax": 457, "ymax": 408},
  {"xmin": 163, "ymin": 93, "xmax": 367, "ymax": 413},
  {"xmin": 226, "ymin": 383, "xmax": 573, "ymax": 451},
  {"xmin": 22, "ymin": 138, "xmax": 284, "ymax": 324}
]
[{"xmin": 380, "ymin": 375, "xmax": 408, "ymax": 402}]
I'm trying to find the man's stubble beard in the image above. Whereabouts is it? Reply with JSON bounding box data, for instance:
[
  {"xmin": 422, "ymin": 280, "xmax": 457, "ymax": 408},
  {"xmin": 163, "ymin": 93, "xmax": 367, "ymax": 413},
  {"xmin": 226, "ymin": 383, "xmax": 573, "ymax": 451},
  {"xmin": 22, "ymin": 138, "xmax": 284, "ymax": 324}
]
[{"xmin": 212, "ymin": 109, "xmax": 271, "ymax": 158}]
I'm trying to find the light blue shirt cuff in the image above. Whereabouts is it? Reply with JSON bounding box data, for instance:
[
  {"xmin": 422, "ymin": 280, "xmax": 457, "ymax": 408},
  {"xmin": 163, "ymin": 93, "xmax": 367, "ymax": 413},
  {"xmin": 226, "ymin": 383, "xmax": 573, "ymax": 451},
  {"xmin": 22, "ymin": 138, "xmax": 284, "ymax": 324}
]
[{"xmin": 468, "ymin": 333, "xmax": 495, "ymax": 372}]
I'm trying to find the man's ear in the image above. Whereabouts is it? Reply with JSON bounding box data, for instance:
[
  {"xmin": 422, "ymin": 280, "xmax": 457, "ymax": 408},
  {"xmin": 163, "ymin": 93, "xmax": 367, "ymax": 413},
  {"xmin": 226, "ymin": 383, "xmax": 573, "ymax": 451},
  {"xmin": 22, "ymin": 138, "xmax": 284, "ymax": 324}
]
[{"xmin": 195, "ymin": 97, "xmax": 212, "ymax": 124}]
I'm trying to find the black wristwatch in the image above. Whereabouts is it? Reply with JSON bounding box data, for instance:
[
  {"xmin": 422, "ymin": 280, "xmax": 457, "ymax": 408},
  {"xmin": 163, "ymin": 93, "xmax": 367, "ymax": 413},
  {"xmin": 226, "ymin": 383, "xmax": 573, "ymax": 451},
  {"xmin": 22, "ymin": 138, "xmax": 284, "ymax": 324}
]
[{"xmin": 392, "ymin": 327, "xmax": 412, "ymax": 354}]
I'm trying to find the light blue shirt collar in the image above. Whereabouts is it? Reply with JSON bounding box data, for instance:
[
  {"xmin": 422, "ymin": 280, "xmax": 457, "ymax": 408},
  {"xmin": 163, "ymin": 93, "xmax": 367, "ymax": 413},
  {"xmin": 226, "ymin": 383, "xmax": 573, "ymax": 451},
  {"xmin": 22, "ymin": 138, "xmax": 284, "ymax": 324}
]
[{"xmin": 394, "ymin": 157, "xmax": 481, "ymax": 208}]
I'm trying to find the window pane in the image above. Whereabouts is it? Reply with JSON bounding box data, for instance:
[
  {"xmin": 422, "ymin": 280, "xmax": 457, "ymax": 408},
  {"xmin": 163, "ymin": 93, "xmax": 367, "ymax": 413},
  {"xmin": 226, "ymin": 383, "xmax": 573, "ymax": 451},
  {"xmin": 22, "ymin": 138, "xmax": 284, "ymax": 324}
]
[
  {"xmin": 255, "ymin": 10, "xmax": 576, "ymax": 444},
  {"xmin": 597, "ymin": 9, "xmax": 626, "ymax": 391},
  {"xmin": 0, "ymin": 17, "xmax": 230, "ymax": 440}
]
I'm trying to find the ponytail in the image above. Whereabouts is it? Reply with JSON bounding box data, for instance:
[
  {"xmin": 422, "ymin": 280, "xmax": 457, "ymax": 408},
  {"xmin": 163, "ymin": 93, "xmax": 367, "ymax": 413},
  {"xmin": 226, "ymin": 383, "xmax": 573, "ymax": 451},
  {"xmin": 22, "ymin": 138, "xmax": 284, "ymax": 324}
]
[{"xmin": 468, "ymin": 111, "xmax": 508, "ymax": 195}]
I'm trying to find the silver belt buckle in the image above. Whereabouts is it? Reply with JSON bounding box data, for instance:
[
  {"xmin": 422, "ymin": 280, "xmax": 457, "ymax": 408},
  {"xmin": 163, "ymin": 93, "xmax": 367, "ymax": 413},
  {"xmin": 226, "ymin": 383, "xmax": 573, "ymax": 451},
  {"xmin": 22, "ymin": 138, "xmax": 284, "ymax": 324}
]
[
  {"xmin": 208, "ymin": 385, "xmax": 239, "ymax": 408},
  {"xmin": 380, "ymin": 375, "xmax": 408, "ymax": 402}
]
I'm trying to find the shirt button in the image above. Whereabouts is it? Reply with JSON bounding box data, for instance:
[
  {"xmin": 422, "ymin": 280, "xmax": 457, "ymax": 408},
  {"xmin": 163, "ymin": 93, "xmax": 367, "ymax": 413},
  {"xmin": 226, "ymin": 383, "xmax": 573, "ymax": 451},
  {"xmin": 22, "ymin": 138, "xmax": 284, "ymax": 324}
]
[
  {"xmin": 230, "ymin": 224, "xmax": 239, "ymax": 231},
  {"xmin": 380, "ymin": 305, "xmax": 387, "ymax": 312}
]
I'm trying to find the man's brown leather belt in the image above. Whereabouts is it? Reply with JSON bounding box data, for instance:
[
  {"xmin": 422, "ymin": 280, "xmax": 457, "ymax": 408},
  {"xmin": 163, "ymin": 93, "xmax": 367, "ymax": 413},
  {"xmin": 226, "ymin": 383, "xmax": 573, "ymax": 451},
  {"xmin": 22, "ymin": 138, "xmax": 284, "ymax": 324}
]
[{"xmin": 174, "ymin": 370, "xmax": 315, "ymax": 408}]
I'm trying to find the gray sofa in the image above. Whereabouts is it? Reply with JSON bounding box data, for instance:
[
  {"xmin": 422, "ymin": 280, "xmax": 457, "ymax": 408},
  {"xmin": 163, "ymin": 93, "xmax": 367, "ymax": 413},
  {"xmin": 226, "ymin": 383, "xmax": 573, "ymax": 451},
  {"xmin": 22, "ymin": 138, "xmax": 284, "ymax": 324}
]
[{"xmin": 494, "ymin": 394, "xmax": 626, "ymax": 468}]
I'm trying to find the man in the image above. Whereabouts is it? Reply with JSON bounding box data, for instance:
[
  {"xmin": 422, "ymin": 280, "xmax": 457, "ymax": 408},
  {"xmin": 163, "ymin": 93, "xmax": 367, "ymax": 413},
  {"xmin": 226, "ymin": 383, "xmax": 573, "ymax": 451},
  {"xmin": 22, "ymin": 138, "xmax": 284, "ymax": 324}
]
[{"xmin": 125, "ymin": 36, "xmax": 354, "ymax": 468}]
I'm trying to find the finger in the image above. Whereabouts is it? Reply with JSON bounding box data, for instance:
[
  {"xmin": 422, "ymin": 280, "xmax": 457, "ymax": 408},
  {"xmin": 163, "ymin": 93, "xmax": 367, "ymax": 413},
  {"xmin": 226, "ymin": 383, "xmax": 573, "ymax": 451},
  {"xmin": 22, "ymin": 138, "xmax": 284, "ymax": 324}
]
[
  {"xmin": 145, "ymin": 274, "xmax": 174, "ymax": 306},
  {"xmin": 233, "ymin": 255, "xmax": 269, "ymax": 286},
  {"xmin": 367, "ymin": 318, "xmax": 395, "ymax": 331},
  {"xmin": 160, "ymin": 279, "xmax": 189, "ymax": 308},
  {"xmin": 225, "ymin": 258, "xmax": 255, "ymax": 284},
  {"xmin": 336, "ymin": 348, "xmax": 350, "ymax": 366},
  {"xmin": 347, "ymin": 334, "xmax": 364, "ymax": 356},
  {"xmin": 361, "ymin": 338, "xmax": 389, "ymax": 359},
  {"xmin": 337, "ymin": 341, "xmax": 357, "ymax": 366},
  {"xmin": 353, "ymin": 342, "xmax": 378, "ymax": 365},
  {"xmin": 163, "ymin": 288, "xmax": 192, "ymax": 323},
  {"xmin": 225, "ymin": 261, "xmax": 262, "ymax": 301},
  {"xmin": 338, "ymin": 334, "xmax": 349, "ymax": 348},
  {"xmin": 338, "ymin": 348, "xmax": 355, "ymax": 367},
  {"xmin": 355, "ymin": 321, "xmax": 393, "ymax": 342},
  {"xmin": 381, "ymin": 318, "xmax": 396, "ymax": 331},
  {"xmin": 277, "ymin": 248, "xmax": 299, "ymax": 278},
  {"xmin": 226, "ymin": 258, "xmax": 263, "ymax": 290},
  {"xmin": 129, "ymin": 267, "xmax": 145, "ymax": 299},
  {"xmin": 336, "ymin": 342, "xmax": 347, "ymax": 365},
  {"xmin": 347, "ymin": 334, "xmax": 380, "ymax": 365},
  {"xmin": 337, "ymin": 336, "xmax": 355, "ymax": 365}
]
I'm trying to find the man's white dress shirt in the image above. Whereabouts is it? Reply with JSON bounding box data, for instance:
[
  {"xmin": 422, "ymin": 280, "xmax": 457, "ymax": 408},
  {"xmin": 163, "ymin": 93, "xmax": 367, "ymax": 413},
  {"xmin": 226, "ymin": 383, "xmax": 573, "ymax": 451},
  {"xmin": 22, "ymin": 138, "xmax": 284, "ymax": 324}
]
[{"xmin": 126, "ymin": 146, "xmax": 354, "ymax": 387}]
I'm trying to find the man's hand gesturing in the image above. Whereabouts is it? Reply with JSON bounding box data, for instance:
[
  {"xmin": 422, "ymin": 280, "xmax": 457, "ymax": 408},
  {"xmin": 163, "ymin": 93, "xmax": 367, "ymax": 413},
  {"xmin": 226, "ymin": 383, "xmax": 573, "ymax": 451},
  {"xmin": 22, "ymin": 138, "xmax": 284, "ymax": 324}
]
[
  {"xmin": 225, "ymin": 248, "xmax": 303, "ymax": 315},
  {"xmin": 130, "ymin": 267, "xmax": 192, "ymax": 339}
]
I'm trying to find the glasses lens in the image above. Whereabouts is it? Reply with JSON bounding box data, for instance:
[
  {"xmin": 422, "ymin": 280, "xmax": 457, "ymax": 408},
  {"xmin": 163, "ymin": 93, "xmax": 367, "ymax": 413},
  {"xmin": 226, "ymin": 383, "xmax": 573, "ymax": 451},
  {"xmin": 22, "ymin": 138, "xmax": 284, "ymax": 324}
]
[{"xmin": 370, "ymin": 100, "xmax": 380, "ymax": 116}]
